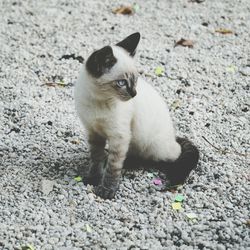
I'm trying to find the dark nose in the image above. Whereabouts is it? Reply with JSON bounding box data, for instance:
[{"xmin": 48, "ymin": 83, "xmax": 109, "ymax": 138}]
[{"xmin": 128, "ymin": 87, "xmax": 137, "ymax": 97}]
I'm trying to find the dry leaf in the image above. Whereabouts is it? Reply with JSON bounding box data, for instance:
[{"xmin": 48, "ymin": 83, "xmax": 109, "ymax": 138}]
[
  {"xmin": 215, "ymin": 29, "xmax": 233, "ymax": 34},
  {"xmin": 43, "ymin": 82, "xmax": 57, "ymax": 87},
  {"xmin": 71, "ymin": 139, "xmax": 80, "ymax": 144},
  {"xmin": 112, "ymin": 6, "xmax": 134, "ymax": 15},
  {"xmin": 43, "ymin": 81, "xmax": 69, "ymax": 87},
  {"xmin": 174, "ymin": 38, "xmax": 194, "ymax": 48}
]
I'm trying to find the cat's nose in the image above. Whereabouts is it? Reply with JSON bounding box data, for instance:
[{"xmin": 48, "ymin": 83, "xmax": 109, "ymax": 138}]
[
  {"xmin": 129, "ymin": 88, "xmax": 137, "ymax": 97},
  {"xmin": 131, "ymin": 90, "xmax": 137, "ymax": 97},
  {"xmin": 126, "ymin": 84, "xmax": 137, "ymax": 98}
]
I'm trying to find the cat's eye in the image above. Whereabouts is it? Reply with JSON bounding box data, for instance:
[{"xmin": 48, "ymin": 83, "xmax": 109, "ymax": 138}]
[{"xmin": 116, "ymin": 79, "xmax": 127, "ymax": 88}]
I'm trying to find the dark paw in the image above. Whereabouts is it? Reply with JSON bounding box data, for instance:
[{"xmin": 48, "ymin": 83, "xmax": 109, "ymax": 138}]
[
  {"xmin": 94, "ymin": 185, "xmax": 118, "ymax": 199},
  {"xmin": 83, "ymin": 174, "xmax": 102, "ymax": 186}
]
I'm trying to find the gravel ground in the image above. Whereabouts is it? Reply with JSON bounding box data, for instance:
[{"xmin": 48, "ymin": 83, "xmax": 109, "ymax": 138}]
[{"xmin": 0, "ymin": 0, "xmax": 249, "ymax": 249}]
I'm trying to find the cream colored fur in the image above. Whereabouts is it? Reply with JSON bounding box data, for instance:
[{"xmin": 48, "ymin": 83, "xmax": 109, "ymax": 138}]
[{"xmin": 75, "ymin": 46, "xmax": 181, "ymax": 164}]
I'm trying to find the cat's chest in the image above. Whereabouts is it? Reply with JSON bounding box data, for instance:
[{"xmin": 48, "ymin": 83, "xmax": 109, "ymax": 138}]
[
  {"xmin": 83, "ymin": 104, "xmax": 113, "ymax": 125},
  {"xmin": 81, "ymin": 101, "xmax": 133, "ymax": 136}
]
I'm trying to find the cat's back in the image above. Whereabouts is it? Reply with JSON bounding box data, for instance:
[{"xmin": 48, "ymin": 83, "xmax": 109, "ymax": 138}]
[
  {"xmin": 133, "ymin": 77, "xmax": 170, "ymax": 120},
  {"xmin": 130, "ymin": 77, "xmax": 176, "ymax": 159}
]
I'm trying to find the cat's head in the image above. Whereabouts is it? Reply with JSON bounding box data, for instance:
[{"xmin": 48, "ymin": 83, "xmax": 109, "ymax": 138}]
[{"xmin": 85, "ymin": 32, "xmax": 140, "ymax": 101}]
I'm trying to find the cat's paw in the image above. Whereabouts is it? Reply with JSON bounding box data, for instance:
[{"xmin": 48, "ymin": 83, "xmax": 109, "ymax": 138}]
[
  {"xmin": 83, "ymin": 174, "xmax": 102, "ymax": 186},
  {"xmin": 94, "ymin": 185, "xmax": 118, "ymax": 199}
]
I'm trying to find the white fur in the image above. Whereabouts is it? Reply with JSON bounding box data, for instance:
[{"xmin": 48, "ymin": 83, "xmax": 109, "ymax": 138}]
[{"xmin": 75, "ymin": 46, "xmax": 181, "ymax": 162}]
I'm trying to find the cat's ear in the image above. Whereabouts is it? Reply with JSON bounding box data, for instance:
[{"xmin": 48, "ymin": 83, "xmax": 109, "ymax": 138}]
[
  {"xmin": 86, "ymin": 46, "xmax": 117, "ymax": 78},
  {"xmin": 116, "ymin": 32, "xmax": 140, "ymax": 57}
]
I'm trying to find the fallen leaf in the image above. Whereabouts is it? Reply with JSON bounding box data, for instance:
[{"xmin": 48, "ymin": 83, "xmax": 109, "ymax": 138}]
[
  {"xmin": 43, "ymin": 82, "xmax": 57, "ymax": 87},
  {"xmin": 174, "ymin": 38, "xmax": 194, "ymax": 48},
  {"xmin": 21, "ymin": 245, "xmax": 35, "ymax": 250},
  {"xmin": 71, "ymin": 139, "xmax": 80, "ymax": 144},
  {"xmin": 74, "ymin": 176, "xmax": 82, "ymax": 182},
  {"xmin": 215, "ymin": 28, "xmax": 233, "ymax": 34},
  {"xmin": 226, "ymin": 65, "xmax": 237, "ymax": 73},
  {"xmin": 85, "ymin": 224, "xmax": 92, "ymax": 233},
  {"xmin": 112, "ymin": 6, "xmax": 134, "ymax": 15},
  {"xmin": 175, "ymin": 194, "xmax": 184, "ymax": 202},
  {"xmin": 153, "ymin": 178, "xmax": 162, "ymax": 185},
  {"xmin": 43, "ymin": 82, "xmax": 68, "ymax": 87},
  {"xmin": 186, "ymin": 212, "xmax": 198, "ymax": 220},
  {"xmin": 41, "ymin": 180, "xmax": 55, "ymax": 195},
  {"xmin": 132, "ymin": 3, "xmax": 140, "ymax": 12},
  {"xmin": 172, "ymin": 202, "xmax": 182, "ymax": 210},
  {"xmin": 57, "ymin": 81, "xmax": 66, "ymax": 87},
  {"xmin": 155, "ymin": 66, "xmax": 164, "ymax": 76}
]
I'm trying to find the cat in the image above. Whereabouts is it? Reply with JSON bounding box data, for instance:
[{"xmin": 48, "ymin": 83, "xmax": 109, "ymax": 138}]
[{"xmin": 75, "ymin": 32, "xmax": 199, "ymax": 199}]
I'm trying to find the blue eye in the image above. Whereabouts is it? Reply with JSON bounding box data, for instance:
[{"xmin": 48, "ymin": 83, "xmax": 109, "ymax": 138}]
[{"xmin": 116, "ymin": 79, "xmax": 127, "ymax": 87}]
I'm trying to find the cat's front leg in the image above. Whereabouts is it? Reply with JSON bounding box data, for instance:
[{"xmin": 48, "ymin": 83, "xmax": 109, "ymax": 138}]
[
  {"xmin": 95, "ymin": 135, "xmax": 130, "ymax": 199},
  {"xmin": 85, "ymin": 132, "xmax": 107, "ymax": 186}
]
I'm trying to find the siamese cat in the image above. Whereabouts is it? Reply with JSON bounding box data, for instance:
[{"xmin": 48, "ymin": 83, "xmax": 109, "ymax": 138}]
[{"xmin": 75, "ymin": 32, "xmax": 199, "ymax": 199}]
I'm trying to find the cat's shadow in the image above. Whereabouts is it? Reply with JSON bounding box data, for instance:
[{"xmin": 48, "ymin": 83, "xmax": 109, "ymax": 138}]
[
  {"xmin": 44, "ymin": 150, "xmax": 144, "ymax": 181},
  {"xmin": 44, "ymin": 150, "xmax": 200, "ymax": 186}
]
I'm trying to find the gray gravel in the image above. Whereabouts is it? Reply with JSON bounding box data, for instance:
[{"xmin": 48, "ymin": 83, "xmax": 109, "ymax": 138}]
[{"xmin": 0, "ymin": 0, "xmax": 250, "ymax": 249}]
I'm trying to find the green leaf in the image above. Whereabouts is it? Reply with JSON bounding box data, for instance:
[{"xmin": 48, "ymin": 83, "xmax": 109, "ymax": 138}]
[
  {"xmin": 21, "ymin": 245, "xmax": 35, "ymax": 250},
  {"xmin": 155, "ymin": 66, "xmax": 164, "ymax": 76},
  {"xmin": 215, "ymin": 28, "xmax": 233, "ymax": 34},
  {"xmin": 175, "ymin": 194, "xmax": 184, "ymax": 202},
  {"xmin": 226, "ymin": 65, "xmax": 237, "ymax": 73},
  {"xmin": 74, "ymin": 176, "xmax": 82, "ymax": 182}
]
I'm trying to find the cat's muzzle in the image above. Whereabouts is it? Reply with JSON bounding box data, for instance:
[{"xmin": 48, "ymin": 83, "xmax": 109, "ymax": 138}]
[{"xmin": 127, "ymin": 86, "xmax": 137, "ymax": 98}]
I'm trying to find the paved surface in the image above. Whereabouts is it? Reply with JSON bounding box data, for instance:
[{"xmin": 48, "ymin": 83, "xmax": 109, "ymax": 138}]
[{"xmin": 0, "ymin": 0, "xmax": 249, "ymax": 249}]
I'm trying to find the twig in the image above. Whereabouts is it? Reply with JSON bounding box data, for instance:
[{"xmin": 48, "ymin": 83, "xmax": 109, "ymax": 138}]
[
  {"xmin": 41, "ymin": 82, "xmax": 57, "ymax": 87},
  {"xmin": 143, "ymin": 73, "xmax": 156, "ymax": 78},
  {"xmin": 41, "ymin": 82, "xmax": 72, "ymax": 87},
  {"xmin": 202, "ymin": 136, "xmax": 249, "ymax": 157}
]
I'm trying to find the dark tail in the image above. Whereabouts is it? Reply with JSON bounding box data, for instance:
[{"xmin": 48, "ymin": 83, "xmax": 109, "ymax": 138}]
[
  {"xmin": 123, "ymin": 137, "xmax": 199, "ymax": 187},
  {"xmin": 159, "ymin": 137, "xmax": 199, "ymax": 186}
]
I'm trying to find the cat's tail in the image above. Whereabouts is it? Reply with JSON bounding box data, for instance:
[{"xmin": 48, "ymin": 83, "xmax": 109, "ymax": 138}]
[
  {"xmin": 123, "ymin": 137, "xmax": 199, "ymax": 187},
  {"xmin": 159, "ymin": 137, "xmax": 199, "ymax": 187}
]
